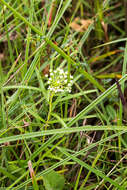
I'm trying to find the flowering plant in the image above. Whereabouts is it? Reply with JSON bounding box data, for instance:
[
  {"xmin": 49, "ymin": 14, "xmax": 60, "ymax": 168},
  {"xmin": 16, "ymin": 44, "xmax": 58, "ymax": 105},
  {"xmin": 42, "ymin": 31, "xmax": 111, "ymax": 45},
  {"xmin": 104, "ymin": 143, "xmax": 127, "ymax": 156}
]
[
  {"xmin": 43, "ymin": 67, "xmax": 73, "ymax": 141},
  {"xmin": 45, "ymin": 68, "xmax": 73, "ymax": 94}
]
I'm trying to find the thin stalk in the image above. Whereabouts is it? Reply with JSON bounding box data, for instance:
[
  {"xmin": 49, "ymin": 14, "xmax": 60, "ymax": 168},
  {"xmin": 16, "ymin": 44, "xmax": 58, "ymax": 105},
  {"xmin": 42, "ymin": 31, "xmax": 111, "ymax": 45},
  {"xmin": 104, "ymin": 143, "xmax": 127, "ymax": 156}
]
[{"xmin": 43, "ymin": 92, "xmax": 54, "ymax": 142}]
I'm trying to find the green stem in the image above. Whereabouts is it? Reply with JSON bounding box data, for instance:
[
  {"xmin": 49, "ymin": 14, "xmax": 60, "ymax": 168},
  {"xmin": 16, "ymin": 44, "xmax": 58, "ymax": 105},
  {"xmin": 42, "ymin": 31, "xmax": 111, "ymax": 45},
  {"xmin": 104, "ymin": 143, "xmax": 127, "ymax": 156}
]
[
  {"xmin": 43, "ymin": 92, "xmax": 54, "ymax": 142},
  {"xmin": 46, "ymin": 93, "xmax": 54, "ymax": 127}
]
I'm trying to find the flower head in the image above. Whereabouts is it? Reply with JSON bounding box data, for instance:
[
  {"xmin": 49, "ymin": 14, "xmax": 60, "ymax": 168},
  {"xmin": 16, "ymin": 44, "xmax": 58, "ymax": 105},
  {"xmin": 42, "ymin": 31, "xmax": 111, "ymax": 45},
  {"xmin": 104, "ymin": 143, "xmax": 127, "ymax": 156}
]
[{"xmin": 46, "ymin": 68, "xmax": 73, "ymax": 94}]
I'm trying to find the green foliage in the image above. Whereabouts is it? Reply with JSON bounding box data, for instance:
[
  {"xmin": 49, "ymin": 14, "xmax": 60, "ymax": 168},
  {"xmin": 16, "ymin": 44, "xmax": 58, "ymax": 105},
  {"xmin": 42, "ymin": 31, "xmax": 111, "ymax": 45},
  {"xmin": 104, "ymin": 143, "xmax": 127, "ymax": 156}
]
[
  {"xmin": 0, "ymin": 0, "xmax": 127, "ymax": 189},
  {"xmin": 43, "ymin": 170, "xmax": 65, "ymax": 190}
]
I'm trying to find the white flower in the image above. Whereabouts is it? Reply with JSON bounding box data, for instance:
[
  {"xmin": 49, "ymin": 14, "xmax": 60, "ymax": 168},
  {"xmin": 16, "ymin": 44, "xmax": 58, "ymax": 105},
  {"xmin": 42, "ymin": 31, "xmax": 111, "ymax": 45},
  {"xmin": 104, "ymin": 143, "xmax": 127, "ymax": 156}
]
[
  {"xmin": 48, "ymin": 86, "xmax": 51, "ymax": 90},
  {"xmin": 46, "ymin": 68, "xmax": 73, "ymax": 94},
  {"xmin": 59, "ymin": 69, "xmax": 64, "ymax": 74},
  {"xmin": 68, "ymin": 83, "xmax": 71, "ymax": 87},
  {"xmin": 45, "ymin": 74, "xmax": 48, "ymax": 77},
  {"xmin": 60, "ymin": 75, "xmax": 63, "ymax": 79}
]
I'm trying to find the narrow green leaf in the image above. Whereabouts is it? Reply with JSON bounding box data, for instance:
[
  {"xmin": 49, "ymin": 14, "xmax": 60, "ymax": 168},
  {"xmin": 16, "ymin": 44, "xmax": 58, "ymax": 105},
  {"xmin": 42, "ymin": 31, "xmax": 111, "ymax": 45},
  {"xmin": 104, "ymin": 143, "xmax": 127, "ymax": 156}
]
[
  {"xmin": 1, "ymin": 126, "xmax": 127, "ymax": 144},
  {"xmin": 59, "ymin": 148, "xmax": 124, "ymax": 190},
  {"xmin": 67, "ymin": 74, "xmax": 127, "ymax": 127}
]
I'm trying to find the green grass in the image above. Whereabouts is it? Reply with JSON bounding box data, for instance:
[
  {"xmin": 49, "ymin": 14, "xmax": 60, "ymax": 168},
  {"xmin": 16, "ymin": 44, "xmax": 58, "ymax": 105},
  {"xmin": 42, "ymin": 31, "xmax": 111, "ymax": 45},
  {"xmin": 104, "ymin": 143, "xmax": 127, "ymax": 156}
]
[{"xmin": 0, "ymin": 0, "xmax": 127, "ymax": 189}]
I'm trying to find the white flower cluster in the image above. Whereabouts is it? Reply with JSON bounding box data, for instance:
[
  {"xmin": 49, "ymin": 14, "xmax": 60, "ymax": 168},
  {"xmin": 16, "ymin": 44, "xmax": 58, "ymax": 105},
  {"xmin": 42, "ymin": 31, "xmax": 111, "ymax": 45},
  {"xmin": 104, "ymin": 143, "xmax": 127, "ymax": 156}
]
[{"xmin": 45, "ymin": 68, "xmax": 73, "ymax": 93}]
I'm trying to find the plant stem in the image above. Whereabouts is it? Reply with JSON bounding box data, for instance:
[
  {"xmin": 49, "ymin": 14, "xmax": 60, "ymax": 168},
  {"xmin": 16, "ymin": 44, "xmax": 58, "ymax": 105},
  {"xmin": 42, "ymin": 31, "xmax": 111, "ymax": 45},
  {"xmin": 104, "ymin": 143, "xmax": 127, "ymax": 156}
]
[{"xmin": 43, "ymin": 92, "xmax": 54, "ymax": 142}]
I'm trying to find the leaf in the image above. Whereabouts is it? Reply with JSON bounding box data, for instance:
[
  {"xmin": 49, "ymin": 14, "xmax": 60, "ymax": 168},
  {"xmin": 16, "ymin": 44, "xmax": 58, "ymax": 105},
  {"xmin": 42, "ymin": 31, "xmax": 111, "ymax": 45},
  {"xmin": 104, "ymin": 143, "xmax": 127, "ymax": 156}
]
[
  {"xmin": 70, "ymin": 17, "xmax": 93, "ymax": 32},
  {"xmin": 43, "ymin": 170, "xmax": 65, "ymax": 190}
]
